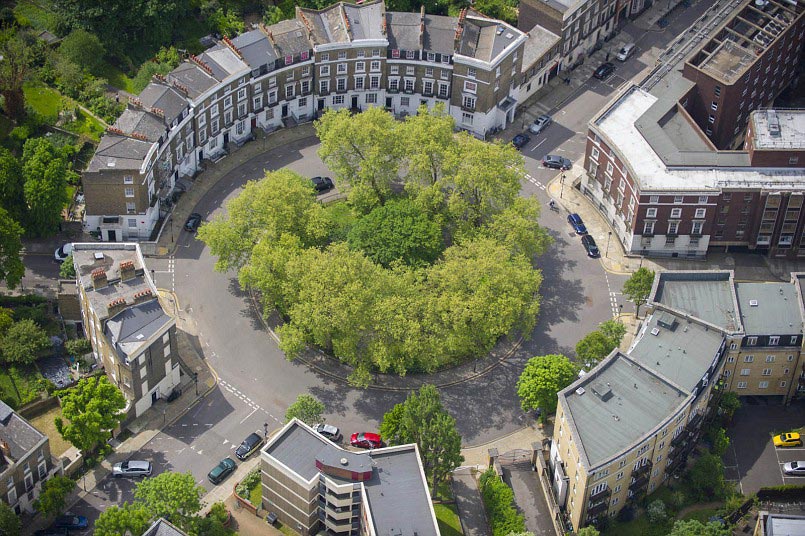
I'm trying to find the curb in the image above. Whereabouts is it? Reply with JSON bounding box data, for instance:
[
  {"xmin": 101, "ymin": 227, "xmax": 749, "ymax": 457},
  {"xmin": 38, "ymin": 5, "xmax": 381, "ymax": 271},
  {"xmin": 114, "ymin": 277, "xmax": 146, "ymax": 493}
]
[{"xmin": 246, "ymin": 286, "xmax": 525, "ymax": 392}]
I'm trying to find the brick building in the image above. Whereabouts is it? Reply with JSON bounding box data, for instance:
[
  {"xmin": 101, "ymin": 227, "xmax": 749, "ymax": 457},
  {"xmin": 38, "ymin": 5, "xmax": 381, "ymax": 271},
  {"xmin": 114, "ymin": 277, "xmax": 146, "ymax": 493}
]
[{"xmin": 83, "ymin": 1, "xmax": 540, "ymax": 242}]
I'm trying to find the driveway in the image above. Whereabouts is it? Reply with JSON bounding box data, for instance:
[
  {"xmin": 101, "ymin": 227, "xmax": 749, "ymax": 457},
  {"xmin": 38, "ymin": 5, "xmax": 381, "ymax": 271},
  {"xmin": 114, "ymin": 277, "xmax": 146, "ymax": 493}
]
[
  {"xmin": 724, "ymin": 399, "xmax": 805, "ymax": 495},
  {"xmin": 502, "ymin": 456, "xmax": 555, "ymax": 536}
]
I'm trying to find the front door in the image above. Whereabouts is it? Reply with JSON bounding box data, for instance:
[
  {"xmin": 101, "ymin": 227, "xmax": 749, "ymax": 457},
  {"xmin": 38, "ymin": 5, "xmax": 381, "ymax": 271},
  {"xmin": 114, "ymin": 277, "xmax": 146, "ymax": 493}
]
[
  {"xmin": 108, "ymin": 230, "xmax": 117, "ymax": 242},
  {"xmin": 318, "ymin": 99, "xmax": 325, "ymax": 111},
  {"xmin": 281, "ymin": 104, "xmax": 288, "ymax": 117},
  {"xmin": 151, "ymin": 391, "xmax": 158, "ymax": 405},
  {"xmin": 251, "ymin": 117, "xmax": 257, "ymax": 128},
  {"xmin": 385, "ymin": 97, "xmax": 392, "ymax": 108},
  {"xmin": 351, "ymin": 96, "xmax": 359, "ymax": 109},
  {"xmin": 223, "ymin": 132, "xmax": 229, "ymax": 145}
]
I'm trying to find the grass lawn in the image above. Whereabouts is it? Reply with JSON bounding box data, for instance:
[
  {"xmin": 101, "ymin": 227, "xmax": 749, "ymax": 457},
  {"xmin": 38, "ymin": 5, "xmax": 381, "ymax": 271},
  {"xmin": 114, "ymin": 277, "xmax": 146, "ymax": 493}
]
[
  {"xmin": 248, "ymin": 479, "xmax": 262, "ymax": 507},
  {"xmin": 680, "ymin": 507, "xmax": 722, "ymax": 523},
  {"xmin": 29, "ymin": 407, "xmax": 72, "ymax": 457},
  {"xmin": 0, "ymin": 366, "xmax": 46, "ymax": 409},
  {"xmin": 434, "ymin": 503, "xmax": 463, "ymax": 536},
  {"xmin": 95, "ymin": 61, "xmax": 136, "ymax": 94},
  {"xmin": 63, "ymin": 109, "xmax": 105, "ymax": 141},
  {"xmin": 23, "ymin": 84, "xmax": 63, "ymax": 123}
]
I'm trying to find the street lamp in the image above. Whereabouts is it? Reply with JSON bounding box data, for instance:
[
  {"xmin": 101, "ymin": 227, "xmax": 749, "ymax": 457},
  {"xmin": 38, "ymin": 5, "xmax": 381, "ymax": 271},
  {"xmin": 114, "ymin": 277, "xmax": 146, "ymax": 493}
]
[
  {"xmin": 606, "ymin": 231, "xmax": 612, "ymax": 258},
  {"xmin": 560, "ymin": 174, "xmax": 566, "ymax": 199},
  {"xmin": 170, "ymin": 216, "xmax": 174, "ymax": 243},
  {"xmin": 263, "ymin": 422, "xmax": 269, "ymax": 439},
  {"xmin": 193, "ymin": 372, "xmax": 198, "ymax": 396}
]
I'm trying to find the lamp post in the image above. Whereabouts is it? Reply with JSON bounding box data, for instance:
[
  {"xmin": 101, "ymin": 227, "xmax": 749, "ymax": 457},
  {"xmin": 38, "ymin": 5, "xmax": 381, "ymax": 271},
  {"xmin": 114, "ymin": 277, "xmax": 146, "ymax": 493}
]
[
  {"xmin": 606, "ymin": 231, "xmax": 612, "ymax": 258},
  {"xmin": 560, "ymin": 173, "xmax": 566, "ymax": 199},
  {"xmin": 170, "ymin": 216, "xmax": 174, "ymax": 243},
  {"xmin": 263, "ymin": 422, "xmax": 269, "ymax": 439},
  {"xmin": 193, "ymin": 372, "xmax": 198, "ymax": 396}
]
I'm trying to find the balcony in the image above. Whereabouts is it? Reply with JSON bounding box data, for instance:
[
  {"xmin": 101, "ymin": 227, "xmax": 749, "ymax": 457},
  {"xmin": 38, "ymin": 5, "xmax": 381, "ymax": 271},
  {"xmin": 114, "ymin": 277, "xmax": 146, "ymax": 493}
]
[
  {"xmin": 670, "ymin": 431, "xmax": 689, "ymax": 448},
  {"xmin": 588, "ymin": 485, "xmax": 611, "ymax": 503},
  {"xmin": 587, "ymin": 501, "xmax": 608, "ymax": 518},
  {"xmin": 629, "ymin": 474, "xmax": 649, "ymax": 492},
  {"xmin": 631, "ymin": 461, "xmax": 653, "ymax": 479},
  {"xmin": 686, "ymin": 413, "xmax": 703, "ymax": 431}
]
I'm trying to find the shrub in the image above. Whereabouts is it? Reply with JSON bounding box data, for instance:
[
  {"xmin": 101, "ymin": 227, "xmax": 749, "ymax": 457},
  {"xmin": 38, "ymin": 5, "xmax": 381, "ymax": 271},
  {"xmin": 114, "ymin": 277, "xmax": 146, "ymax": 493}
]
[
  {"xmin": 235, "ymin": 467, "xmax": 260, "ymax": 499},
  {"xmin": 647, "ymin": 499, "xmax": 667, "ymax": 523},
  {"xmin": 478, "ymin": 468, "xmax": 525, "ymax": 536}
]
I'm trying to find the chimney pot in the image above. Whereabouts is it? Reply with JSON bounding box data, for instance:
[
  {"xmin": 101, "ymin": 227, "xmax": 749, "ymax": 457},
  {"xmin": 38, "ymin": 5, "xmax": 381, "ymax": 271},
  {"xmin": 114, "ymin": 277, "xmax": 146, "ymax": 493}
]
[{"xmin": 91, "ymin": 269, "xmax": 108, "ymax": 289}]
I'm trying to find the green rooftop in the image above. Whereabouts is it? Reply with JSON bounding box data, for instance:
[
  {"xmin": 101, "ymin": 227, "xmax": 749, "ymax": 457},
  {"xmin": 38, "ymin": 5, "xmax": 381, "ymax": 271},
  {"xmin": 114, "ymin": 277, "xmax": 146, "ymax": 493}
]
[{"xmin": 735, "ymin": 282, "xmax": 802, "ymax": 336}]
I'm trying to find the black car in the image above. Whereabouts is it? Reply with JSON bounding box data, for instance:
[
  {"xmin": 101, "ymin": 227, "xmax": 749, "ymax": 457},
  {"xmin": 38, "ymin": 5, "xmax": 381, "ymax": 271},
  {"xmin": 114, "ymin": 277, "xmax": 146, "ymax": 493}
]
[
  {"xmin": 593, "ymin": 62, "xmax": 615, "ymax": 80},
  {"xmin": 184, "ymin": 212, "xmax": 202, "ymax": 232},
  {"xmin": 235, "ymin": 432, "xmax": 265, "ymax": 460},
  {"xmin": 511, "ymin": 133, "xmax": 530, "ymax": 149},
  {"xmin": 311, "ymin": 176, "xmax": 334, "ymax": 193},
  {"xmin": 581, "ymin": 234, "xmax": 600, "ymax": 258},
  {"xmin": 542, "ymin": 155, "xmax": 572, "ymax": 170},
  {"xmin": 53, "ymin": 515, "xmax": 89, "ymax": 531}
]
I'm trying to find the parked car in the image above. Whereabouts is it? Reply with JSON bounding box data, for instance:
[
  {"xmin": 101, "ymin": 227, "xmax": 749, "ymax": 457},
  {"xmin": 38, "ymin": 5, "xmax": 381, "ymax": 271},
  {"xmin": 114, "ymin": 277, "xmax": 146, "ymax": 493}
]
[
  {"xmin": 567, "ymin": 213, "xmax": 588, "ymax": 235},
  {"xmin": 593, "ymin": 62, "xmax": 615, "ymax": 79},
  {"xmin": 773, "ymin": 432, "xmax": 802, "ymax": 448},
  {"xmin": 350, "ymin": 432, "xmax": 382, "ymax": 449},
  {"xmin": 112, "ymin": 460, "xmax": 152, "ymax": 478},
  {"xmin": 54, "ymin": 243, "xmax": 73, "ymax": 262},
  {"xmin": 166, "ymin": 387, "xmax": 182, "ymax": 402},
  {"xmin": 208, "ymin": 457, "xmax": 237, "ymax": 484},
  {"xmin": 528, "ymin": 114, "xmax": 552, "ymax": 135},
  {"xmin": 783, "ymin": 460, "xmax": 805, "ymax": 476},
  {"xmin": 311, "ymin": 176, "xmax": 334, "ymax": 193},
  {"xmin": 235, "ymin": 432, "xmax": 265, "ymax": 460},
  {"xmin": 542, "ymin": 155, "xmax": 572, "ymax": 170},
  {"xmin": 616, "ymin": 43, "xmax": 636, "ymax": 61},
  {"xmin": 511, "ymin": 133, "xmax": 530, "ymax": 149},
  {"xmin": 314, "ymin": 423, "xmax": 343, "ymax": 443},
  {"xmin": 53, "ymin": 515, "xmax": 89, "ymax": 531},
  {"xmin": 581, "ymin": 234, "xmax": 600, "ymax": 258},
  {"xmin": 184, "ymin": 212, "xmax": 202, "ymax": 232}
]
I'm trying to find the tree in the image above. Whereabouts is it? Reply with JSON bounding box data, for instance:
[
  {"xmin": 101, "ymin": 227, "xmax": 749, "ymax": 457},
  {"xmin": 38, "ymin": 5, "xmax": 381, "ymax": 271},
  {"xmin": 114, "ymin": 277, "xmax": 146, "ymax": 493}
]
[
  {"xmin": 708, "ymin": 427, "xmax": 730, "ymax": 457},
  {"xmin": 0, "ymin": 207, "xmax": 25, "ymax": 289},
  {"xmin": 58, "ymin": 29, "xmax": 105, "ymax": 75},
  {"xmin": 316, "ymin": 107, "xmax": 401, "ymax": 212},
  {"xmin": 688, "ymin": 453, "xmax": 727, "ymax": 500},
  {"xmin": 622, "ymin": 267, "xmax": 655, "ymax": 317},
  {"xmin": 33, "ymin": 475, "xmax": 75, "ymax": 517},
  {"xmin": 0, "ymin": 32, "xmax": 37, "ymax": 119},
  {"xmin": 479, "ymin": 467, "xmax": 525, "ymax": 536},
  {"xmin": 207, "ymin": 7, "xmax": 245, "ymax": 37},
  {"xmin": 646, "ymin": 499, "xmax": 667, "ymax": 523},
  {"xmin": 0, "ymin": 308, "xmax": 12, "ymax": 335},
  {"xmin": 133, "ymin": 472, "xmax": 203, "ymax": 531},
  {"xmin": 347, "ymin": 198, "xmax": 443, "ymax": 267},
  {"xmin": 93, "ymin": 502, "xmax": 153, "ymax": 536},
  {"xmin": 484, "ymin": 197, "xmax": 552, "ymax": 260},
  {"xmin": 55, "ymin": 375, "xmax": 127, "ymax": 453},
  {"xmin": 59, "ymin": 253, "xmax": 76, "ymax": 279},
  {"xmin": 22, "ymin": 138, "xmax": 75, "ymax": 237},
  {"xmin": 284, "ymin": 394, "xmax": 325, "ymax": 425},
  {"xmin": 576, "ymin": 528, "xmax": 601, "ymax": 536},
  {"xmin": 473, "ymin": 0, "xmax": 517, "ymax": 24},
  {"xmin": 65, "ymin": 338, "xmax": 92, "ymax": 359},
  {"xmin": 516, "ymin": 354, "xmax": 577, "ymax": 420},
  {"xmin": 718, "ymin": 391, "xmax": 741, "ymax": 423},
  {"xmin": 575, "ymin": 319, "xmax": 626, "ymax": 367},
  {"xmin": 668, "ymin": 519, "xmax": 731, "ymax": 536},
  {"xmin": 379, "ymin": 385, "xmax": 463, "ymax": 498},
  {"xmin": 0, "ymin": 148, "xmax": 25, "ymax": 223},
  {"xmin": 263, "ymin": 5, "xmax": 286, "ymax": 25},
  {"xmin": 0, "ymin": 501, "xmax": 21, "ymax": 535},
  {"xmin": 0, "ymin": 318, "xmax": 49, "ymax": 365}
]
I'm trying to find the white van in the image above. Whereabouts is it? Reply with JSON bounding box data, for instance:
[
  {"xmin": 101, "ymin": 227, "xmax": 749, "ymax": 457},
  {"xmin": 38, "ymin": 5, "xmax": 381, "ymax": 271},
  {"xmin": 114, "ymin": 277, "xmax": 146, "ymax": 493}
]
[{"xmin": 616, "ymin": 43, "xmax": 636, "ymax": 61}]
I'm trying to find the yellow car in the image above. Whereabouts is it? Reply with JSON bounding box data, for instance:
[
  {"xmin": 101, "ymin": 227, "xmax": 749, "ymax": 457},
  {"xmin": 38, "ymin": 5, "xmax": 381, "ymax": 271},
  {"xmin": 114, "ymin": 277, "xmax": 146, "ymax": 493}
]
[{"xmin": 773, "ymin": 432, "xmax": 802, "ymax": 448}]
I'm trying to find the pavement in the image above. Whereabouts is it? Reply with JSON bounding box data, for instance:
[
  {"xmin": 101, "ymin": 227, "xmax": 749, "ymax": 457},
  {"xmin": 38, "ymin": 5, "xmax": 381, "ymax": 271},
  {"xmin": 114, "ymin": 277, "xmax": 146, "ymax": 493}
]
[{"xmin": 452, "ymin": 467, "xmax": 491, "ymax": 536}]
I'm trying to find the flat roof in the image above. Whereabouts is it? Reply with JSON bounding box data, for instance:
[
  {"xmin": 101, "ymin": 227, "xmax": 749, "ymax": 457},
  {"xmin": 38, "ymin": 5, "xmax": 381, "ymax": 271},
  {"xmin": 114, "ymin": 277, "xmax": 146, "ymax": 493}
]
[
  {"xmin": 459, "ymin": 14, "xmax": 523, "ymax": 63},
  {"xmin": 653, "ymin": 272, "xmax": 740, "ymax": 331},
  {"xmin": 751, "ymin": 109, "xmax": 805, "ymax": 151},
  {"xmin": 735, "ymin": 282, "xmax": 803, "ymax": 335},
  {"xmin": 628, "ymin": 312, "xmax": 724, "ymax": 391},
  {"xmin": 561, "ymin": 353, "xmax": 688, "ymax": 468},
  {"xmin": 264, "ymin": 420, "xmax": 438, "ymax": 535}
]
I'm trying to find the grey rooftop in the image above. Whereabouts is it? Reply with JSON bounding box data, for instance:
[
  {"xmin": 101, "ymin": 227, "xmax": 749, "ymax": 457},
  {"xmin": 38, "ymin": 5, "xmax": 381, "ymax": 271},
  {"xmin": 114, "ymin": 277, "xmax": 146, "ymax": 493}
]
[
  {"xmin": 652, "ymin": 271, "xmax": 740, "ymax": 332},
  {"xmin": 0, "ymin": 400, "xmax": 45, "ymax": 464},
  {"xmin": 750, "ymin": 109, "xmax": 805, "ymax": 151},
  {"xmin": 87, "ymin": 135, "xmax": 152, "ymax": 173},
  {"xmin": 735, "ymin": 282, "xmax": 803, "ymax": 336},
  {"xmin": 521, "ymin": 25, "xmax": 560, "ymax": 72}
]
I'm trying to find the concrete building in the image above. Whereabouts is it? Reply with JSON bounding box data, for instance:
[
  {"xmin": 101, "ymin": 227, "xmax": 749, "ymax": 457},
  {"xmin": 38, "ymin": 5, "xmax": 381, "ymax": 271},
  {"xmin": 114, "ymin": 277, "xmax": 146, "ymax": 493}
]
[
  {"xmin": 72, "ymin": 243, "xmax": 181, "ymax": 419},
  {"xmin": 754, "ymin": 512, "xmax": 805, "ymax": 536},
  {"xmin": 260, "ymin": 419, "xmax": 439, "ymax": 536},
  {"xmin": 549, "ymin": 270, "xmax": 805, "ymax": 531},
  {"xmin": 82, "ymin": 1, "xmax": 528, "ymax": 242},
  {"xmin": 517, "ymin": 0, "xmax": 620, "ymax": 68},
  {"xmin": 581, "ymin": 0, "xmax": 805, "ymax": 259},
  {"xmin": 0, "ymin": 401, "xmax": 61, "ymax": 515}
]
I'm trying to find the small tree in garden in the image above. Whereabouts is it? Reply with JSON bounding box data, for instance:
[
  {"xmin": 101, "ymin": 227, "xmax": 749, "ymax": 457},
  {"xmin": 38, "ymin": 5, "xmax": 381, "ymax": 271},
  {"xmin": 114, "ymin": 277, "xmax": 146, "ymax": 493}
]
[{"xmin": 34, "ymin": 475, "xmax": 75, "ymax": 517}]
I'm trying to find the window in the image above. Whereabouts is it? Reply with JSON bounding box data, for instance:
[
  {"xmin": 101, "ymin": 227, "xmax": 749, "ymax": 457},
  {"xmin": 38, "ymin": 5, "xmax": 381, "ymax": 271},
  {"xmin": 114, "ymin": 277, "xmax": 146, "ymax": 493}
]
[
  {"xmin": 268, "ymin": 90, "xmax": 278, "ymax": 104},
  {"xmin": 695, "ymin": 208, "xmax": 706, "ymax": 219},
  {"xmin": 333, "ymin": 95, "xmax": 344, "ymax": 105},
  {"xmin": 467, "ymin": 67, "xmax": 476, "ymax": 78},
  {"xmin": 769, "ymin": 336, "xmax": 779, "ymax": 346},
  {"xmin": 236, "ymin": 121, "xmax": 244, "ymax": 136},
  {"xmin": 744, "ymin": 355, "xmax": 754, "ymax": 362},
  {"xmin": 674, "ymin": 196, "xmax": 684, "ymax": 203},
  {"xmin": 237, "ymin": 102, "xmax": 246, "ymax": 117},
  {"xmin": 320, "ymin": 65, "xmax": 330, "ymax": 76},
  {"xmin": 224, "ymin": 110, "xmax": 232, "ymax": 125},
  {"xmin": 643, "ymin": 221, "xmax": 655, "ymax": 235},
  {"xmin": 126, "ymin": 202, "xmax": 135, "ymax": 214},
  {"xmin": 711, "ymin": 102, "xmax": 718, "ymax": 111},
  {"xmin": 365, "ymin": 93, "xmax": 377, "ymax": 104},
  {"xmin": 670, "ymin": 208, "xmax": 682, "ymax": 218},
  {"xmin": 355, "ymin": 77, "xmax": 365, "ymax": 90},
  {"xmin": 123, "ymin": 175, "xmax": 134, "ymax": 184},
  {"xmin": 370, "ymin": 76, "xmax": 380, "ymax": 89},
  {"xmin": 400, "ymin": 96, "xmax": 410, "ymax": 107},
  {"xmin": 462, "ymin": 95, "xmax": 476, "ymax": 109},
  {"xmin": 616, "ymin": 471, "xmax": 623, "ymax": 480},
  {"xmin": 646, "ymin": 207, "xmax": 657, "ymax": 218},
  {"xmin": 462, "ymin": 112, "xmax": 473, "ymax": 125},
  {"xmin": 337, "ymin": 63, "xmax": 347, "ymax": 74},
  {"xmin": 668, "ymin": 221, "xmax": 679, "ymax": 235},
  {"xmin": 737, "ymin": 381, "xmax": 747, "ymax": 389},
  {"xmin": 237, "ymin": 88, "xmax": 246, "ymax": 101},
  {"xmin": 425, "ymin": 67, "xmax": 433, "ymax": 77},
  {"xmin": 714, "ymin": 85, "xmax": 721, "ymax": 97},
  {"xmin": 740, "ymin": 369, "xmax": 750, "ymax": 376},
  {"xmin": 650, "ymin": 195, "xmax": 659, "ymax": 204},
  {"xmin": 128, "ymin": 218, "xmax": 137, "ymax": 228},
  {"xmin": 388, "ymin": 78, "xmax": 399, "ymax": 91},
  {"xmin": 789, "ymin": 355, "xmax": 795, "ymax": 361},
  {"xmin": 766, "ymin": 355, "xmax": 775, "ymax": 363},
  {"xmin": 285, "ymin": 85, "xmax": 294, "ymax": 99},
  {"xmin": 320, "ymin": 80, "xmax": 330, "ymax": 93},
  {"xmin": 370, "ymin": 61, "xmax": 381, "ymax": 72},
  {"xmin": 337, "ymin": 78, "xmax": 346, "ymax": 92},
  {"xmin": 762, "ymin": 368, "xmax": 772, "ymax": 376},
  {"xmin": 224, "ymin": 96, "xmax": 232, "ymax": 109},
  {"xmin": 423, "ymin": 80, "xmax": 433, "ymax": 94},
  {"xmin": 606, "ymin": 162, "xmax": 614, "ymax": 175},
  {"xmin": 724, "ymin": 370, "xmax": 731, "ymax": 377},
  {"xmin": 124, "ymin": 188, "xmax": 134, "ymax": 198},
  {"xmin": 463, "ymin": 80, "xmax": 477, "ymax": 94},
  {"xmin": 758, "ymin": 381, "xmax": 769, "ymax": 389},
  {"xmin": 747, "ymin": 337, "xmax": 757, "ymax": 346},
  {"xmin": 338, "ymin": 50, "xmax": 347, "ymax": 60},
  {"xmin": 356, "ymin": 61, "xmax": 365, "ymax": 73}
]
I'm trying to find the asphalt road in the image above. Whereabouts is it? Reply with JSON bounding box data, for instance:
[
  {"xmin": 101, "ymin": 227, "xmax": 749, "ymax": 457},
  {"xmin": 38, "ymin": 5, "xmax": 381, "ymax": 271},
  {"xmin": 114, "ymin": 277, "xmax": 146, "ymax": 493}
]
[{"xmin": 47, "ymin": 4, "xmax": 722, "ymax": 526}]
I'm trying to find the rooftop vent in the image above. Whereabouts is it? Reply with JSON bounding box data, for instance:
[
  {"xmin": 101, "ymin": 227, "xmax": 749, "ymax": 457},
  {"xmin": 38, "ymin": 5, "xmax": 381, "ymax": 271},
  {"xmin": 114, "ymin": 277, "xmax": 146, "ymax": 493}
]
[
  {"xmin": 94, "ymin": 252, "xmax": 104, "ymax": 260},
  {"xmin": 505, "ymin": 32, "xmax": 514, "ymax": 39},
  {"xmin": 749, "ymin": 299, "xmax": 759, "ymax": 307},
  {"xmin": 651, "ymin": 327, "xmax": 661, "ymax": 336},
  {"xmin": 657, "ymin": 312, "xmax": 678, "ymax": 331},
  {"xmin": 496, "ymin": 26, "xmax": 504, "ymax": 35},
  {"xmin": 107, "ymin": 161, "xmax": 116, "ymax": 167},
  {"xmin": 340, "ymin": 458, "xmax": 348, "ymax": 466},
  {"xmin": 575, "ymin": 387, "xmax": 586, "ymax": 396},
  {"xmin": 591, "ymin": 383, "xmax": 613, "ymax": 402},
  {"xmin": 767, "ymin": 110, "xmax": 781, "ymax": 137}
]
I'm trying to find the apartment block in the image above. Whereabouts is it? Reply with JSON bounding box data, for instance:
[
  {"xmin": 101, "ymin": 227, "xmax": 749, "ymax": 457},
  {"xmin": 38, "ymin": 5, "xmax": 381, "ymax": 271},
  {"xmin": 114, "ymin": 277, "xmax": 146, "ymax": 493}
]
[
  {"xmin": 581, "ymin": 0, "xmax": 804, "ymax": 260},
  {"xmin": 72, "ymin": 243, "xmax": 181, "ymax": 419},
  {"xmin": 549, "ymin": 270, "xmax": 805, "ymax": 531},
  {"xmin": 261, "ymin": 419, "xmax": 439, "ymax": 536},
  {"xmin": 83, "ymin": 1, "xmax": 528, "ymax": 242},
  {"xmin": 0, "ymin": 401, "xmax": 60, "ymax": 515}
]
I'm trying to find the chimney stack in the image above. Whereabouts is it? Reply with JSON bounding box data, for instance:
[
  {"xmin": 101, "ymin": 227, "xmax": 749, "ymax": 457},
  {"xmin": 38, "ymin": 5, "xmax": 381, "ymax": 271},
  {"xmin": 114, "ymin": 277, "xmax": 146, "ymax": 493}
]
[
  {"xmin": 120, "ymin": 260, "xmax": 136, "ymax": 282},
  {"xmin": 0, "ymin": 440, "xmax": 11, "ymax": 460},
  {"xmin": 107, "ymin": 297, "xmax": 128, "ymax": 318},
  {"xmin": 91, "ymin": 268, "xmax": 108, "ymax": 289},
  {"xmin": 133, "ymin": 289, "xmax": 153, "ymax": 304}
]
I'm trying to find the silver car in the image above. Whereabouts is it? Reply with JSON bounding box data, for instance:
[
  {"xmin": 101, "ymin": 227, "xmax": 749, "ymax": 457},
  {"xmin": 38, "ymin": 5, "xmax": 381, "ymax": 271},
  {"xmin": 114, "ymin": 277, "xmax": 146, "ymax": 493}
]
[
  {"xmin": 783, "ymin": 461, "xmax": 805, "ymax": 476},
  {"xmin": 112, "ymin": 460, "xmax": 152, "ymax": 478},
  {"xmin": 529, "ymin": 115, "xmax": 552, "ymax": 135}
]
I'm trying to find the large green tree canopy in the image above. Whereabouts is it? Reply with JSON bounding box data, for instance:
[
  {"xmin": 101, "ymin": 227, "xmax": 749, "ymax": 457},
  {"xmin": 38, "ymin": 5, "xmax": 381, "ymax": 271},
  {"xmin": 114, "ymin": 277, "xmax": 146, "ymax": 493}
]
[{"xmin": 201, "ymin": 106, "xmax": 550, "ymax": 385}]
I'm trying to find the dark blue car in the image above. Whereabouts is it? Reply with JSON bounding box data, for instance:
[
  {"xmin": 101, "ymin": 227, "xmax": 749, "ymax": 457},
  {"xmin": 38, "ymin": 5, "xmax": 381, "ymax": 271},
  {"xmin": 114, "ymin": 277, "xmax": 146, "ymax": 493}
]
[
  {"xmin": 53, "ymin": 515, "xmax": 89, "ymax": 531},
  {"xmin": 511, "ymin": 133, "xmax": 530, "ymax": 149},
  {"xmin": 567, "ymin": 213, "xmax": 588, "ymax": 235}
]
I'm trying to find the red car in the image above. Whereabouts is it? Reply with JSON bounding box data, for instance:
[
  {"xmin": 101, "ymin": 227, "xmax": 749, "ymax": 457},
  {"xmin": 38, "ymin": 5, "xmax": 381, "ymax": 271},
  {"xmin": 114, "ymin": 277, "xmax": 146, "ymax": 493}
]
[{"xmin": 350, "ymin": 432, "xmax": 382, "ymax": 449}]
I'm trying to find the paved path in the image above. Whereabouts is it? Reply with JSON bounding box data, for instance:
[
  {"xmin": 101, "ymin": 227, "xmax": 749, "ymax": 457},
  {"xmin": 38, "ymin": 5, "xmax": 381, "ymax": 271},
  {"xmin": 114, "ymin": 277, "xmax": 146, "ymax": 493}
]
[{"xmin": 452, "ymin": 467, "xmax": 491, "ymax": 536}]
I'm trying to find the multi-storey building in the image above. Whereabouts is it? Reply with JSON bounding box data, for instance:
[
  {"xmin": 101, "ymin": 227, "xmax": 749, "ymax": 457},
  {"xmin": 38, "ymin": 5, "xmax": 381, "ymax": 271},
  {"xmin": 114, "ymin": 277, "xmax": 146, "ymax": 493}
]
[
  {"xmin": 261, "ymin": 419, "xmax": 439, "ymax": 536},
  {"xmin": 0, "ymin": 401, "xmax": 60, "ymax": 515},
  {"xmin": 517, "ymin": 0, "xmax": 620, "ymax": 67},
  {"xmin": 581, "ymin": 0, "xmax": 805, "ymax": 259},
  {"xmin": 549, "ymin": 270, "xmax": 805, "ymax": 531},
  {"xmin": 519, "ymin": 25, "xmax": 562, "ymax": 103},
  {"xmin": 82, "ymin": 1, "xmax": 527, "ymax": 242},
  {"xmin": 72, "ymin": 243, "xmax": 181, "ymax": 419}
]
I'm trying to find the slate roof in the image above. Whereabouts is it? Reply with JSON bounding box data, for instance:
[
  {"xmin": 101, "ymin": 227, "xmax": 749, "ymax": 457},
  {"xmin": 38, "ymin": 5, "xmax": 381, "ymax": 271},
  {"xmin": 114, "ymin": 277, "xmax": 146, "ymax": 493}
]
[
  {"xmin": 268, "ymin": 19, "xmax": 312, "ymax": 58},
  {"xmin": 231, "ymin": 30, "xmax": 277, "ymax": 71},
  {"xmin": 167, "ymin": 62, "xmax": 218, "ymax": 99},
  {"xmin": 522, "ymin": 25, "xmax": 560, "ymax": 72},
  {"xmin": 87, "ymin": 135, "xmax": 153, "ymax": 173},
  {"xmin": 343, "ymin": 1, "xmax": 385, "ymax": 41},
  {"xmin": 105, "ymin": 299, "xmax": 172, "ymax": 359},
  {"xmin": 115, "ymin": 108, "xmax": 166, "ymax": 143},
  {"xmin": 138, "ymin": 83, "xmax": 189, "ymax": 124},
  {"xmin": 198, "ymin": 45, "xmax": 249, "ymax": 80},
  {"xmin": 299, "ymin": 4, "xmax": 350, "ymax": 45},
  {"xmin": 459, "ymin": 13, "xmax": 523, "ymax": 62},
  {"xmin": 386, "ymin": 12, "xmax": 422, "ymax": 51},
  {"xmin": 0, "ymin": 401, "xmax": 45, "ymax": 464},
  {"xmin": 423, "ymin": 14, "xmax": 457, "ymax": 55},
  {"xmin": 142, "ymin": 518, "xmax": 188, "ymax": 536}
]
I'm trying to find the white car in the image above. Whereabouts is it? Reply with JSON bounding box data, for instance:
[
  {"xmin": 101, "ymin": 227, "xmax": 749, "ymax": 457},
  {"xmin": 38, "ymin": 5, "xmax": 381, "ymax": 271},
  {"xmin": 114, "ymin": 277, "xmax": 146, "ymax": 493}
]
[
  {"xmin": 783, "ymin": 461, "xmax": 805, "ymax": 476},
  {"xmin": 112, "ymin": 460, "xmax": 152, "ymax": 478},
  {"xmin": 54, "ymin": 243, "xmax": 73, "ymax": 262},
  {"xmin": 529, "ymin": 114, "xmax": 552, "ymax": 135}
]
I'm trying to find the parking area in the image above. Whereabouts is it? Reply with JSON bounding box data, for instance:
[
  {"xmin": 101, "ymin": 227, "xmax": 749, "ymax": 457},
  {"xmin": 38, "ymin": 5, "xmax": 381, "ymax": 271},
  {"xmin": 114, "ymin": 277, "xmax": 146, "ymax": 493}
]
[{"xmin": 724, "ymin": 399, "xmax": 805, "ymax": 495}]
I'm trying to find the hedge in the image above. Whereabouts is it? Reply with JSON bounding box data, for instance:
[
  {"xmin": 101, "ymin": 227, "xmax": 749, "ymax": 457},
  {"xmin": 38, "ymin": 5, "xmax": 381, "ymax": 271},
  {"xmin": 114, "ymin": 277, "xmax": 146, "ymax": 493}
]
[{"xmin": 479, "ymin": 468, "xmax": 525, "ymax": 536}]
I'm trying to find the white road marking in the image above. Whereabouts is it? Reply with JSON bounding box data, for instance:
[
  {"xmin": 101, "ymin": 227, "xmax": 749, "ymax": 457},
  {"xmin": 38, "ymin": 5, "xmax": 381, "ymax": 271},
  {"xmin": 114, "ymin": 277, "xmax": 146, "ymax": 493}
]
[
  {"xmin": 239, "ymin": 408, "xmax": 258, "ymax": 424},
  {"xmin": 530, "ymin": 139, "xmax": 547, "ymax": 152}
]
